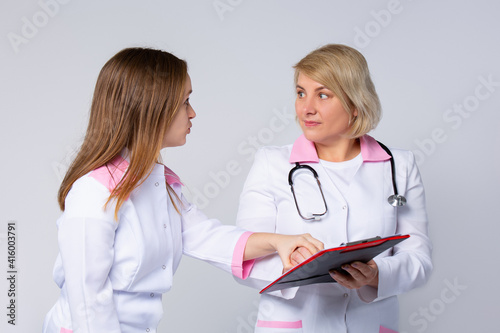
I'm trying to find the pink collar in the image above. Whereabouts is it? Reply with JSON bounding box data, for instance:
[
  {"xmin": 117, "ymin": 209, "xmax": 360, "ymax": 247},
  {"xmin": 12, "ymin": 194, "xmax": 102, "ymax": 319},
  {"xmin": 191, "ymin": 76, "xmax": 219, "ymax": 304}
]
[
  {"xmin": 163, "ymin": 165, "xmax": 182, "ymax": 186},
  {"xmin": 289, "ymin": 134, "xmax": 391, "ymax": 164},
  {"xmin": 90, "ymin": 155, "xmax": 182, "ymax": 193}
]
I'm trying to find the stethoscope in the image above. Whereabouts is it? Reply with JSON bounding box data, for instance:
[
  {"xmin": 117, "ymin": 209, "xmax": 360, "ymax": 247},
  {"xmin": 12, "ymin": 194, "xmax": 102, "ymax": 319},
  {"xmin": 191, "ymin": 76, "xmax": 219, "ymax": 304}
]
[{"xmin": 288, "ymin": 141, "xmax": 407, "ymax": 221}]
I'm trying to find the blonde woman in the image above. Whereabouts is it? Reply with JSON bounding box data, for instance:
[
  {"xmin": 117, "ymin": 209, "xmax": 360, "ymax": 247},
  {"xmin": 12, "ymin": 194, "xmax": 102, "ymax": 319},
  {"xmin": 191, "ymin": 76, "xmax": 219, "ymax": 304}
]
[
  {"xmin": 235, "ymin": 44, "xmax": 432, "ymax": 332},
  {"xmin": 42, "ymin": 48, "xmax": 323, "ymax": 333}
]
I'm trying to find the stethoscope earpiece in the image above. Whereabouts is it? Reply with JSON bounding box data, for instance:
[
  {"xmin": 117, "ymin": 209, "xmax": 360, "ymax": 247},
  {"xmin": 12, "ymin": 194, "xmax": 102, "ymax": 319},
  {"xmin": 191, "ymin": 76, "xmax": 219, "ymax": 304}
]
[{"xmin": 305, "ymin": 212, "xmax": 322, "ymax": 221}]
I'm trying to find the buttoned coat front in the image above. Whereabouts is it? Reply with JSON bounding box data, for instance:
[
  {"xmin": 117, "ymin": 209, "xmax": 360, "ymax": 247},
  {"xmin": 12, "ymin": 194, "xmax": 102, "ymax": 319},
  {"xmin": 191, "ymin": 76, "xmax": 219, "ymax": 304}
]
[
  {"xmin": 235, "ymin": 135, "xmax": 432, "ymax": 333},
  {"xmin": 43, "ymin": 156, "xmax": 252, "ymax": 333}
]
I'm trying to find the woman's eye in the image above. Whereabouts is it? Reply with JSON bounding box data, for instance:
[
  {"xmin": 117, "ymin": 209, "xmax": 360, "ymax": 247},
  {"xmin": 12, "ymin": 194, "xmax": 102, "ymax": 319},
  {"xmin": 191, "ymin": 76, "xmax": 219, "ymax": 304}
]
[
  {"xmin": 297, "ymin": 91, "xmax": 305, "ymax": 98},
  {"xmin": 184, "ymin": 98, "xmax": 190, "ymax": 105},
  {"xmin": 319, "ymin": 93, "xmax": 328, "ymax": 99}
]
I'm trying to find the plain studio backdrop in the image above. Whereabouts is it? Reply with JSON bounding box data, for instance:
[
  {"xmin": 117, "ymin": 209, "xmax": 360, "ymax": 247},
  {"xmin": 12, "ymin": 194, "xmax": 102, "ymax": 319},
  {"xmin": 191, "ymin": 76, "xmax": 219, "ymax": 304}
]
[{"xmin": 1, "ymin": 0, "xmax": 499, "ymax": 332}]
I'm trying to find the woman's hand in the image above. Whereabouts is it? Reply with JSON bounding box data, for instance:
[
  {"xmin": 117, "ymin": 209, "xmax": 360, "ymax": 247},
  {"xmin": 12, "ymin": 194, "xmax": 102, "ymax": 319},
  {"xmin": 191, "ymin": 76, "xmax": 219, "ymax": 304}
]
[
  {"xmin": 329, "ymin": 260, "xmax": 379, "ymax": 289},
  {"xmin": 290, "ymin": 246, "xmax": 316, "ymax": 267},
  {"xmin": 243, "ymin": 233, "xmax": 323, "ymax": 272},
  {"xmin": 274, "ymin": 234, "xmax": 324, "ymax": 272}
]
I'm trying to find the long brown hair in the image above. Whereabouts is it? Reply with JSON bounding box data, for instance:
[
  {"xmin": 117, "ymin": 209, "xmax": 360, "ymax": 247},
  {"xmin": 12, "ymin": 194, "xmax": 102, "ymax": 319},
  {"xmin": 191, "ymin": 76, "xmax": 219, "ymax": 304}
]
[{"xmin": 58, "ymin": 47, "xmax": 187, "ymax": 218}]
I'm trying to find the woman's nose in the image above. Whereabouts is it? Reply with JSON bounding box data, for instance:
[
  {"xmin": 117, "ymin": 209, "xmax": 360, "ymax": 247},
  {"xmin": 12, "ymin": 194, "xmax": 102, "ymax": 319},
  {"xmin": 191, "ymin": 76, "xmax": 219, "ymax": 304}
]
[
  {"xmin": 188, "ymin": 105, "xmax": 196, "ymax": 119},
  {"xmin": 301, "ymin": 97, "xmax": 315, "ymax": 114}
]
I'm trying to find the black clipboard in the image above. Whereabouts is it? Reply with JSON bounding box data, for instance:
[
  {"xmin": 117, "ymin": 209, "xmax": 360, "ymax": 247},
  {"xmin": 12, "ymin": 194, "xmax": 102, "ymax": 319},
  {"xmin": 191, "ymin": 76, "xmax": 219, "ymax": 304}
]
[{"xmin": 260, "ymin": 234, "xmax": 409, "ymax": 294}]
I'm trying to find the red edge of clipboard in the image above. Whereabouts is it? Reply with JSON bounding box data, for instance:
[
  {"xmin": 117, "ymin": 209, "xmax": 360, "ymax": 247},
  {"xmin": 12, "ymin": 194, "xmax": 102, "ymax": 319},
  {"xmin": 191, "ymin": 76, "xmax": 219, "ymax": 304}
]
[{"xmin": 259, "ymin": 234, "xmax": 410, "ymax": 294}]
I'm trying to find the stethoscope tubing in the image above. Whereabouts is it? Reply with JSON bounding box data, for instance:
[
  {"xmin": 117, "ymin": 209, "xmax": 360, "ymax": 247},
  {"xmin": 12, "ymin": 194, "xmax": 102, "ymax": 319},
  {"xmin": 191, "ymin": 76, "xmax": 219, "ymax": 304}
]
[
  {"xmin": 288, "ymin": 140, "xmax": 407, "ymax": 221},
  {"xmin": 376, "ymin": 141, "xmax": 407, "ymax": 207},
  {"xmin": 288, "ymin": 163, "xmax": 328, "ymax": 220},
  {"xmin": 376, "ymin": 141, "xmax": 399, "ymax": 196}
]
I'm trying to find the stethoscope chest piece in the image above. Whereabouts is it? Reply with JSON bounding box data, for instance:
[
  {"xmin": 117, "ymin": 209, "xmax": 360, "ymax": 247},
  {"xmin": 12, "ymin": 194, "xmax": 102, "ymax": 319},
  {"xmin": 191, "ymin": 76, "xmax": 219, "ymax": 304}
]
[{"xmin": 388, "ymin": 194, "xmax": 407, "ymax": 207}]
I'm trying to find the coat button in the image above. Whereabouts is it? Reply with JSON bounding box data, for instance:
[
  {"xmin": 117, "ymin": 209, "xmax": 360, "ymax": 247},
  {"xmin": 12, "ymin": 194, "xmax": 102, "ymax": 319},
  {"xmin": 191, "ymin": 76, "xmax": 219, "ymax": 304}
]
[
  {"xmin": 343, "ymin": 293, "xmax": 348, "ymax": 298},
  {"xmin": 342, "ymin": 205, "xmax": 347, "ymax": 210},
  {"xmin": 150, "ymin": 293, "xmax": 154, "ymax": 297},
  {"xmin": 146, "ymin": 329, "xmax": 150, "ymax": 332},
  {"xmin": 163, "ymin": 224, "xmax": 167, "ymax": 229},
  {"xmin": 162, "ymin": 265, "xmax": 166, "ymax": 270},
  {"xmin": 155, "ymin": 182, "xmax": 159, "ymax": 187}
]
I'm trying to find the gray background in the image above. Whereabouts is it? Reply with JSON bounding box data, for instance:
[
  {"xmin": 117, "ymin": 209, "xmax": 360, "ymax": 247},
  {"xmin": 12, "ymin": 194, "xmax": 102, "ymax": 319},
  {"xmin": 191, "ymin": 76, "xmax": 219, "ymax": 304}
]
[{"xmin": 1, "ymin": 0, "xmax": 499, "ymax": 332}]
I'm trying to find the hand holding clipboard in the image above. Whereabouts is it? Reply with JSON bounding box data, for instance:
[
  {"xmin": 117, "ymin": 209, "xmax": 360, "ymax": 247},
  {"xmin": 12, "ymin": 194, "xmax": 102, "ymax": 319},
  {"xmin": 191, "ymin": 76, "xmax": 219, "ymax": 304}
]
[{"xmin": 260, "ymin": 234, "xmax": 409, "ymax": 294}]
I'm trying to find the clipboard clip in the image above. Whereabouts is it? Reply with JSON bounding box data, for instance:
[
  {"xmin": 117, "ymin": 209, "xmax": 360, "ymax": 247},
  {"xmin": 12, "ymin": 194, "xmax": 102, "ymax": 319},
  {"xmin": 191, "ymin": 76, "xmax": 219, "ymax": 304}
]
[{"xmin": 341, "ymin": 236, "xmax": 382, "ymax": 247}]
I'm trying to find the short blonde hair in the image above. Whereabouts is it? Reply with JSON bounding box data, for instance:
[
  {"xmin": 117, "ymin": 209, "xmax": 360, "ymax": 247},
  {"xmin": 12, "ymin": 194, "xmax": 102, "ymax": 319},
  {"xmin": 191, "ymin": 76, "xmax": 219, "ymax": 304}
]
[{"xmin": 293, "ymin": 44, "xmax": 381, "ymax": 138}]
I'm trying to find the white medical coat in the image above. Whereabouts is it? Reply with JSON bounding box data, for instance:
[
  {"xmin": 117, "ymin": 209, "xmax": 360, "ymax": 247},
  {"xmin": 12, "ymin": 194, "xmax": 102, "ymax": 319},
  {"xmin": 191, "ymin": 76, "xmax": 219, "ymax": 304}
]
[
  {"xmin": 43, "ymin": 155, "xmax": 253, "ymax": 333},
  {"xmin": 235, "ymin": 135, "xmax": 432, "ymax": 333}
]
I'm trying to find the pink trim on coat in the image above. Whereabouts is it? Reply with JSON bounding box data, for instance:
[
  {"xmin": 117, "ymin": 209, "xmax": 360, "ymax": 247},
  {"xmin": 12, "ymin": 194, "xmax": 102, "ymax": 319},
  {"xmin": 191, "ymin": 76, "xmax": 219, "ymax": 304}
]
[
  {"xmin": 231, "ymin": 231, "xmax": 255, "ymax": 279},
  {"xmin": 379, "ymin": 325, "xmax": 398, "ymax": 333},
  {"xmin": 289, "ymin": 134, "xmax": 390, "ymax": 164},
  {"xmin": 89, "ymin": 156, "xmax": 183, "ymax": 192},
  {"xmin": 256, "ymin": 320, "xmax": 303, "ymax": 328},
  {"xmin": 89, "ymin": 155, "xmax": 129, "ymax": 192}
]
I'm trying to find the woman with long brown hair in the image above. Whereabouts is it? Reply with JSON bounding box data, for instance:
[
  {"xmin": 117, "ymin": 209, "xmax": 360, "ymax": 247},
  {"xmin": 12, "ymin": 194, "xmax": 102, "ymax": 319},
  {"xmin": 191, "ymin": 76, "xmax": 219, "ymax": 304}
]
[{"xmin": 42, "ymin": 47, "xmax": 323, "ymax": 333}]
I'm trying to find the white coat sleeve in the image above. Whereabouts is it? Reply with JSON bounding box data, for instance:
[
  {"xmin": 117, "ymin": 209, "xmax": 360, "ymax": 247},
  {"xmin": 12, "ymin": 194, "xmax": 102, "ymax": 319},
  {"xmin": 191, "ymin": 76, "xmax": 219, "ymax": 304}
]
[
  {"xmin": 234, "ymin": 148, "xmax": 299, "ymax": 299},
  {"xmin": 360, "ymin": 151, "xmax": 433, "ymax": 303},
  {"xmin": 57, "ymin": 180, "xmax": 121, "ymax": 332},
  {"xmin": 180, "ymin": 192, "xmax": 254, "ymax": 279}
]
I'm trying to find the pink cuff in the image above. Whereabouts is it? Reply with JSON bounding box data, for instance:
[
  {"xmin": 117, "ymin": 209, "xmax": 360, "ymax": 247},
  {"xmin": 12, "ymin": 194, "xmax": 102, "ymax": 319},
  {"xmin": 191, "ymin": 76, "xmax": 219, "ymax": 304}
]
[
  {"xmin": 60, "ymin": 328, "xmax": 73, "ymax": 333},
  {"xmin": 380, "ymin": 325, "xmax": 398, "ymax": 333},
  {"xmin": 257, "ymin": 320, "xmax": 303, "ymax": 328},
  {"xmin": 231, "ymin": 231, "xmax": 255, "ymax": 279}
]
